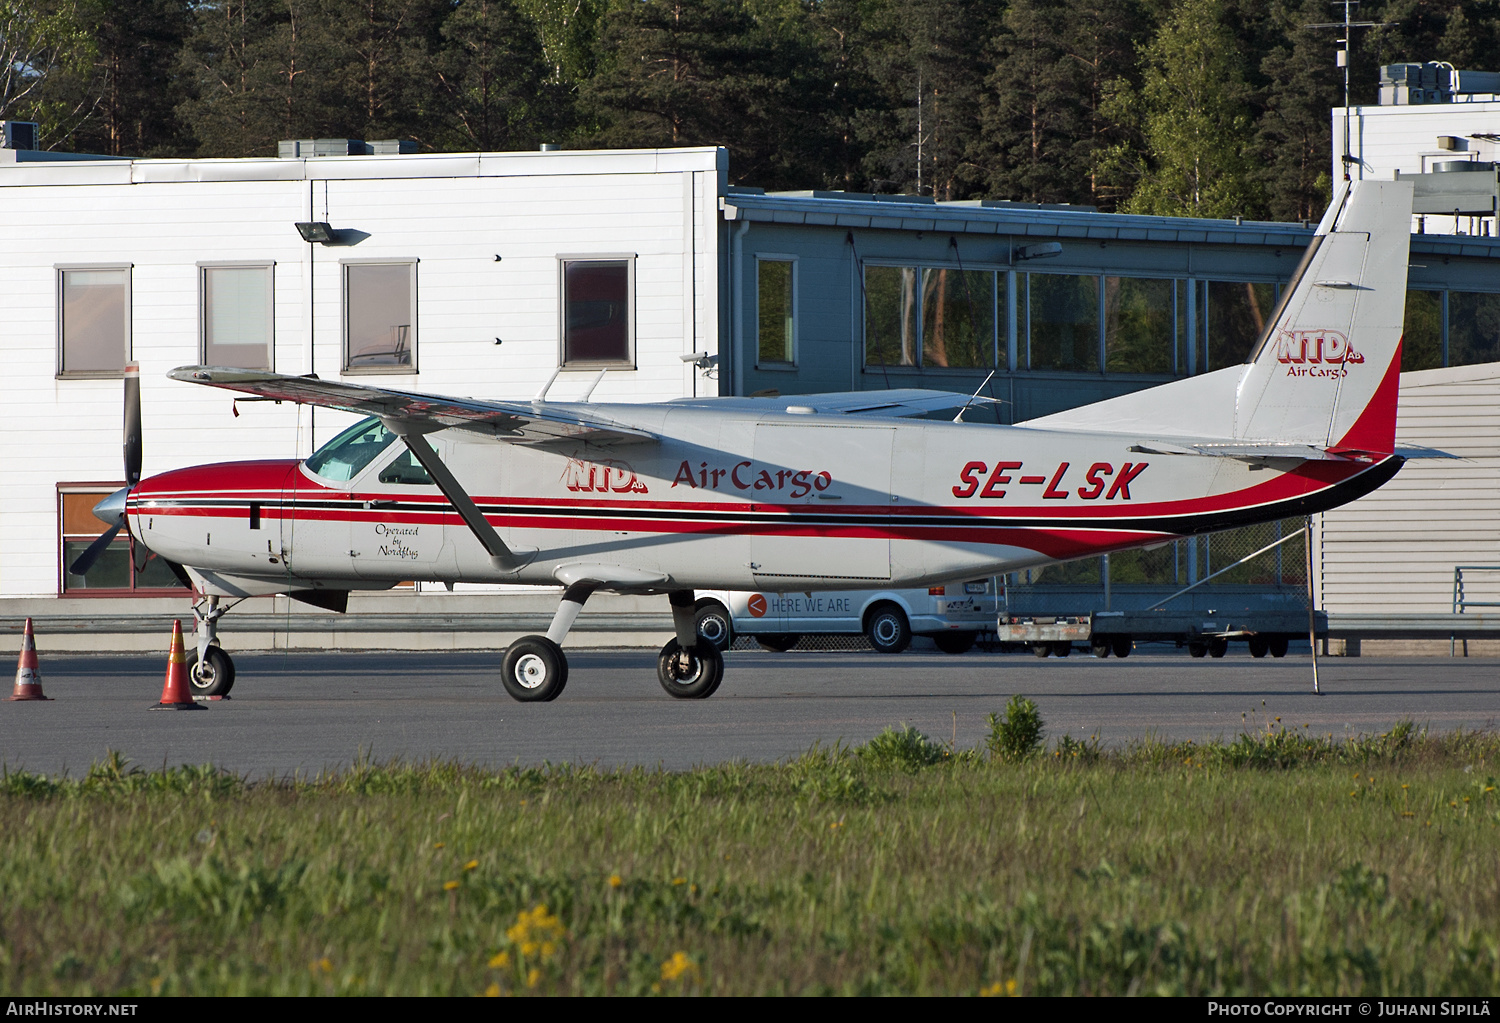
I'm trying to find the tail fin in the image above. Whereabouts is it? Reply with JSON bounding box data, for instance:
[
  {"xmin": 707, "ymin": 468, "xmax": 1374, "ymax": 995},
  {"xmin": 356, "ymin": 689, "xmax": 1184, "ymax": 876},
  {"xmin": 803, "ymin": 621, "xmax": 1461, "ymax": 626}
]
[
  {"xmin": 1019, "ymin": 180, "xmax": 1413, "ymax": 455},
  {"xmin": 1232, "ymin": 179, "xmax": 1413, "ymax": 456}
]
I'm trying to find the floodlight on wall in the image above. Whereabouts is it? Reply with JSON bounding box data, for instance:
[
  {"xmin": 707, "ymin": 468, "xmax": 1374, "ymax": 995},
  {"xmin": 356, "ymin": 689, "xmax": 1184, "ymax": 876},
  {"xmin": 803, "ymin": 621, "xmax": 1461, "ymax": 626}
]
[
  {"xmin": 295, "ymin": 221, "xmax": 336, "ymax": 243},
  {"xmin": 1015, "ymin": 241, "xmax": 1063, "ymax": 261}
]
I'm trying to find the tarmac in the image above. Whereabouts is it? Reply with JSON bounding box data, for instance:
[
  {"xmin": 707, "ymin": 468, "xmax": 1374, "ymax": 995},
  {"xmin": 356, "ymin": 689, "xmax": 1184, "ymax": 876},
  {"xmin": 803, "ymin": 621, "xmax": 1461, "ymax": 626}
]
[{"xmin": 3, "ymin": 647, "xmax": 1496, "ymax": 777}]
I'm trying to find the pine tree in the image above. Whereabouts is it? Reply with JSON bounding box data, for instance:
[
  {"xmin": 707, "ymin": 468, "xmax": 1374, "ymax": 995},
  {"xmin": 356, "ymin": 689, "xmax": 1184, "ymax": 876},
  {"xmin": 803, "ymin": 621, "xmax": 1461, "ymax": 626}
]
[
  {"xmin": 1255, "ymin": 0, "xmax": 1338, "ymax": 222},
  {"xmin": 428, "ymin": 0, "xmax": 557, "ymax": 151}
]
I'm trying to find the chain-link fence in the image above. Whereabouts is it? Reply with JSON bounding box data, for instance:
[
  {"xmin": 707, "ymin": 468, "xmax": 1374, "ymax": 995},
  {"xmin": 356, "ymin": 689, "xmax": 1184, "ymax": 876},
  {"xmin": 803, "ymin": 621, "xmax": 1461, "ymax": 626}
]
[{"xmin": 1006, "ymin": 517, "xmax": 1310, "ymax": 613}]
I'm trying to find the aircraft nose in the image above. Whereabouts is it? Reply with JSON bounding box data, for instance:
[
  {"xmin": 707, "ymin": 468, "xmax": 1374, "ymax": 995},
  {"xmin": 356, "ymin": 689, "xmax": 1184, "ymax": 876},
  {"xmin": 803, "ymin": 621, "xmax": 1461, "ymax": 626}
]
[{"xmin": 91, "ymin": 486, "xmax": 130, "ymax": 527}]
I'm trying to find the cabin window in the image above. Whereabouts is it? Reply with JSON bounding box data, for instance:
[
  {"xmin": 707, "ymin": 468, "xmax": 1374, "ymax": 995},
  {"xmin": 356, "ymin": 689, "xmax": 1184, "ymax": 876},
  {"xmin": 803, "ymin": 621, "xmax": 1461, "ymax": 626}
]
[
  {"xmin": 343, "ymin": 261, "xmax": 416, "ymax": 372},
  {"xmin": 1027, "ymin": 273, "xmax": 1099, "ymax": 372},
  {"xmin": 57, "ymin": 266, "xmax": 130, "ymax": 377},
  {"xmin": 58, "ymin": 485, "xmax": 184, "ymax": 595},
  {"xmin": 201, "ymin": 263, "xmax": 273, "ymax": 370},
  {"xmin": 560, "ymin": 258, "xmax": 633, "ymax": 366},
  {"xmin": 377, "ymin": 448, "xmax": 433, "ymax": 486},
  {"xmin": 1104, "ymin": 277, "xmax": 1178, "ymax": 376},
  {"xmin": 756, "ymin": 257, "xmax": 796, "ymax": 365}
]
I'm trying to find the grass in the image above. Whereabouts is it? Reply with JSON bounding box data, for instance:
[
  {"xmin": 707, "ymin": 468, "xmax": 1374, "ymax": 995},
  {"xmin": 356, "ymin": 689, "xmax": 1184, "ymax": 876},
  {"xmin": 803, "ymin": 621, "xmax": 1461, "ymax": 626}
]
[{"xmin": 1, "ymin": 719, "xmax": 1498, "ymax": 996}]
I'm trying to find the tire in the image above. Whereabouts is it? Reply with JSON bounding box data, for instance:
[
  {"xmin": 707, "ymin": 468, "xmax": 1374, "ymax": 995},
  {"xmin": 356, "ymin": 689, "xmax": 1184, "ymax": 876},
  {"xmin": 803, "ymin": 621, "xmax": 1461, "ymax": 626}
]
[
  {"xmin": 1051, "ymin": 641, "xmax": 1072, "ymax": 658},
  {"xmin": 933, "ymin": 631, "xmax": 977, "ymax": 655},
  {"xmin": 1208, "ymin": 637, "xmax": 1229, "ymax": 659},
  {"xmin": 657, "ymin": 639, "xmax": 724, "ymax": 699},
  {"xmin": 1032, "ymin": 643, "xmax": 1051, "ymax": 658},
  {"xmin": 501, "ymin": 636, "xmax": 568, "ymax": 702},
  {"xmin": 1111, "ymin": 636, "xmax": 1133, "ymax": 659},
  {"xmin": 755, "ymin": 634, "xmax": 800, "ymax": 652},
  {"xmin": 1269, "ymin": 635, "xmax": 1290, "ymax": 658},
  {"xmin": 693, "ymin": 602, "xmax": 732, "ymax": 652},
  {"xmin": 865, "ymin": 604, "xmax": 911, "ymax": 654},
  {"xmin": 1248, "ymin": 635, "xmax": 1270, "ymax": 658},
  {"xmin": 1188, "ymin": 642, "xmax": 1208, "ymax": 658},
  {"xmin": 185, "ymin": 646, "xmax": 235, "ymax": 697},
  {"xmin": 1091, "ymin": 640, "xmax": 1111, "ymax": 658}
]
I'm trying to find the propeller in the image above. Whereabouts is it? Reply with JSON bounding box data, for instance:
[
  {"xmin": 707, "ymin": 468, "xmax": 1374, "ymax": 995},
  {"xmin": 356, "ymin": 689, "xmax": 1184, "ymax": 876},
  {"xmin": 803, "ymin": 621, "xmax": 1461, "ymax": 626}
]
[{"xmin": 68, "ymin": 364, "xmax": 141, "ymax": 577}]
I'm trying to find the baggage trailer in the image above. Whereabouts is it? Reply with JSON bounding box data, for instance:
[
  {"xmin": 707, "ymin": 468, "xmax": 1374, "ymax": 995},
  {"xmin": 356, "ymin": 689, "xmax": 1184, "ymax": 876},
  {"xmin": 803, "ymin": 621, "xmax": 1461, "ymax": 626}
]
[{"xmin": 999, "ymin": 609, "xmax": 1327, "ymax": 659}]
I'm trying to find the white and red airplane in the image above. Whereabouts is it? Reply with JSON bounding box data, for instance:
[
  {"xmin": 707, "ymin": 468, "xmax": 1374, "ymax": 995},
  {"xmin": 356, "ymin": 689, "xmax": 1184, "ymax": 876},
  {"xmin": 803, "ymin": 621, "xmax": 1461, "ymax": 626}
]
[{"xmin": 75, "ymin": 180, "xmax": 1416, "ymax": 702}]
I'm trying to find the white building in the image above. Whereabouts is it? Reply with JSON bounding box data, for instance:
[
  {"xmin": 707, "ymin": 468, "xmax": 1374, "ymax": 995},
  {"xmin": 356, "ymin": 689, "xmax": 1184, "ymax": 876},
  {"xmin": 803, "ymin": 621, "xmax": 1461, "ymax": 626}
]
[{"xmin": 0, "ymin": 145, "xmax": 726, "ymax": 600}]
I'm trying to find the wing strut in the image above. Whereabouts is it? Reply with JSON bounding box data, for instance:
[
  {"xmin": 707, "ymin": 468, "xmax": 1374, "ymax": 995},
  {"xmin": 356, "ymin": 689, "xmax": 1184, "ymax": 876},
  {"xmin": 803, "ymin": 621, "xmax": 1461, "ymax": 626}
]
[{"xmin": 384, "ymin": 421, "xmax": 518, "ymax": 571}]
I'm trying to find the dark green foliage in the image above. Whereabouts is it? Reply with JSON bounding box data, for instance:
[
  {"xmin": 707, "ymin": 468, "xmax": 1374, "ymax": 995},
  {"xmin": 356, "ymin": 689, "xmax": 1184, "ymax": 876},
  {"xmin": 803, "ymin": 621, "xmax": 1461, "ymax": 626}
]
[{"xmin": 987, "ymin": 694, "xmax": 1046, "ymax": 761}]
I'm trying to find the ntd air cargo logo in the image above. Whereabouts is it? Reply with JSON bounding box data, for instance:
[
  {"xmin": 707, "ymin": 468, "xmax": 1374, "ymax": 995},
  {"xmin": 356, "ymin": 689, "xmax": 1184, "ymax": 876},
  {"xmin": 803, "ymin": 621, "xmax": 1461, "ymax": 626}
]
[
  {"xmin": 561, "ymin": 455, "xmax": 649, "ymax": 494},
  {"xmin": 1274, "ymin": 329, "xmax": 1364, "ymax": 378}
]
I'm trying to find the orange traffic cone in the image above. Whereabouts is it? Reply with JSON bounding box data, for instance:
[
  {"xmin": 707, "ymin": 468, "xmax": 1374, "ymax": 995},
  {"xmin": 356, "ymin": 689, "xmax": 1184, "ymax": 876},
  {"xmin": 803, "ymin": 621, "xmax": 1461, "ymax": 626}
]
[
  {"xmin": 151, "ymin": 620, "xmax": 205, "ymax": 711},
  {"xmin": 9, "ymin": 618, "xmax": 52, "ymax": 701}
]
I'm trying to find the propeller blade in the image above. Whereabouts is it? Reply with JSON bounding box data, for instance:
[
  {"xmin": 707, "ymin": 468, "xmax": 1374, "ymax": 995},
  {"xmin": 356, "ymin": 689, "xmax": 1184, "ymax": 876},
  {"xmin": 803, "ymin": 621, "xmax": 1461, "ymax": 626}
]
[
  {"xmin": 124, "ymin": 362, "xmax": 142, "ymax": 486},
  {"xmin": 69, "ymin": 523, "xmax": 123, "ymax": 576}
]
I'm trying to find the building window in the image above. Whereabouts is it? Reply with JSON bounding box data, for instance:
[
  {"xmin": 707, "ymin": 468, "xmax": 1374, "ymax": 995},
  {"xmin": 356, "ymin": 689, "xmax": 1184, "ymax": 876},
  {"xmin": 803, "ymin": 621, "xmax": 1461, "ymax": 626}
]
[
  {"xmin": 865, "ymin": 264, "xmax": 997, "ymax": 369},
  {"xmin": 921, "ymin": 268, "xmax": 995, "ymax": 369},
  {"xmin": 344, "ymin": 261, "xmax": 415, "ymax": 372},
  {"xmin": 1403, "ymin": 290, "xmax": 1443, "ymax": 371},
  {"xmin": 1027, "ymin": 273, "xmax": 1098, "ymax": 372},
  {"xmin": 1205, "ymin": 280, "xmax": 1275, "ymax": 370},
  {"xmin": 1448, "ymin": 291, "xmax": 1500, "ymax": 367},
  {"xmin": 58, "ymin": 266, "xmax": 130, "ymax": 376},
  {"xmin": 59, "ymin": 485, "xmax": 185, "ymax": 594},
  {"xmin": 202, "ymin": 263, "xmax": 273, "ymax": 370},
  {"xmin": 757, "ymin": 257, "xmax": 795, "ymax": 365},
  {"xmin": 561, "ymin": 258, "xmax": 633, "ymax": 366},
  {"xmin": 1104, "ymin": 277, "xmax": 1177, "ymax": 375}
]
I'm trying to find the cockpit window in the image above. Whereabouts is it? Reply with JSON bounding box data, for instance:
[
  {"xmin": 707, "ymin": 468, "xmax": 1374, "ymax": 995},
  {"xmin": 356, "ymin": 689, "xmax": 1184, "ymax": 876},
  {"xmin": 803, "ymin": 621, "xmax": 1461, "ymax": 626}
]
[{"xmin": 304, "ymin": 417, "xmax": 397, "ymax": 482}]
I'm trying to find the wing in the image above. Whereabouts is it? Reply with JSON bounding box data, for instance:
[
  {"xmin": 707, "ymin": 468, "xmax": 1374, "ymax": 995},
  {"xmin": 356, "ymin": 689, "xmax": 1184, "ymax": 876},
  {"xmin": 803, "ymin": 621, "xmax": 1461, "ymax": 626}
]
[
  {"xmin": 665, "ymin": 388, "xmax": 1003, "ymax": 419},
  {"xmin": 168, "ymin": 367, "xmax": 655, "ymax": 446}
]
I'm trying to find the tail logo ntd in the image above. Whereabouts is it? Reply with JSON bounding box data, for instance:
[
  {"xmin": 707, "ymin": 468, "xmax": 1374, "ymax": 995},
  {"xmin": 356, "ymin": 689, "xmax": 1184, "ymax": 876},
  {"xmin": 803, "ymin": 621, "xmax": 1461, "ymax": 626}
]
[{"xmin": 1275, "ymin": 329, "xmax": 1365, "ymax": 372}]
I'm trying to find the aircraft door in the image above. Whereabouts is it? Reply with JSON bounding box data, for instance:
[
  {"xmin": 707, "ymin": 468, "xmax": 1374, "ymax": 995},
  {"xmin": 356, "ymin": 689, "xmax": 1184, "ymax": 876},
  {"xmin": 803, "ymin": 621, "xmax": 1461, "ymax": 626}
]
[
  {"xmin": 750, "ymin": 424, "xmax": 893, "ymax": 585},
  {"xmin": 347, "ymin": 442, "xmax": 454, "ymax": 580}
]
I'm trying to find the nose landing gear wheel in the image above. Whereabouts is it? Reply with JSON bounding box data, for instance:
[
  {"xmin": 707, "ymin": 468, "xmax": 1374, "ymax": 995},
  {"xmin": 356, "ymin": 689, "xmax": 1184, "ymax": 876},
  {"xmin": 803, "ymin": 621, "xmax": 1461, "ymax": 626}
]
[
  {"xmin": 185, "ymin": 647, "xmax": 235, "ymax": 697},
  {"xmin": 657, "ymin": 639, "xmax": 723, "ymax": 699},
  {"xmin": 501, "ymin": 636, "xmax": 568, "ymax": 702}
]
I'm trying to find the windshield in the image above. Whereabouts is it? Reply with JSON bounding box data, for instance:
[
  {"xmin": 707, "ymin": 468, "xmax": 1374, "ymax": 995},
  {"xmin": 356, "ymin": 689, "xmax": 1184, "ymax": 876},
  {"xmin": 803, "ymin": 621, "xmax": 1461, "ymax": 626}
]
[{"xmin": 304, "ymin": 417, "xmax": 397, "ymax": 482}]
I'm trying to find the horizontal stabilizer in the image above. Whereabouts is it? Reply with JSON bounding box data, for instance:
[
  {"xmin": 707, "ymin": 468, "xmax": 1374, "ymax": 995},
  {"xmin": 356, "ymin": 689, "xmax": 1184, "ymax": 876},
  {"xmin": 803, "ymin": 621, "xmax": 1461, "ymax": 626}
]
[
  {"xmin": 1128, "ymin": 440, "xmax": 1345, "ymax": 462},
  {"xmin": 168, "ymin": 367, "xmax": 655, "ymax": 446}
]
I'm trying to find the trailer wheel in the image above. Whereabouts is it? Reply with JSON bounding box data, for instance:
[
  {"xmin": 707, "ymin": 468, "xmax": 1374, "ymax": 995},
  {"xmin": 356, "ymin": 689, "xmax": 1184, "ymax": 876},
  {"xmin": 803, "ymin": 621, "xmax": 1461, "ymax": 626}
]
[
  {"xmin": 1268, "ymin": 635, "xmax": 1290, "ymax": 658},
  {"xmin": 1208, "ymin": 637, "xmax": 1229, "ymax": 658},
  {"xmin": 1188, "ymin": 641, "xmax": 1208, "ymax": 658},
  {"xmin": 1248, "ymin": 635, "xmax": 1269, "ymax": 658},
  {"xmin": 1111, "ymin": 636, "xmax": 1133, "ymax": 659},
  {"xmin": 1091, "ymin": 638, "xmax": 1111, "ymax": 658},
  {"xmin": 933, "ymin": 631, "xmax": 977, "ymax": 655},
  {"xmin": 1050, "ymin": 641, "xmax": 1072, "ymax": 658},
  {"xmin": 1032, "ymin": 643, "xmax": 1050, "ymax": 658}
]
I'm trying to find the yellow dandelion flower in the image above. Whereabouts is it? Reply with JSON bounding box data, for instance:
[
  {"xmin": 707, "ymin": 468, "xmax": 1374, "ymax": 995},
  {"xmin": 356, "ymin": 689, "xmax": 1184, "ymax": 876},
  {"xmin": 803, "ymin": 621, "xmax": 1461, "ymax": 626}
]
[
  {"xmin": 521, "ymin": 941, "xmax": 539, "ymax": 958},
  {"xmin": 484, "ymin": 982, "xmax": 501, "ymax": 997},
  {"xmin": 310, "ymin": 957, "xmax": 333, "ymax": 974},
  {"xmin": 660, "ymin": 951, "xmax": 699, "ymax": 983},
  {"xmin": 489, "ymin": 951, "xmax": 510, "ymax": 968},
  {"xmin": 672, "ymin": 877, "xmax": 686, "ymax": 886},
  {"xmin": 608, "ymin": 873, "xmax": 623, "ymax": 888},
  {"xmin": 980, "ymin": 982, "xmax": 1003, "ymax": 997},
  {"xmin": 443, "ymin": 880, "xmax": 460, "ymax": 891},
  {"xmin": 433, "ymin": 842, "xmax": 445, "ymax": 849},
  {"xmin": 464, "ymin": 859, "xmax": 479, "ymax": 871},
  {"xmin": 1006, "ymin": 979, "xmax": 1017, "ymax": 995},
  {"xmin": 526, "ymin": 968, "xmax": 541, "ymax": 989}
]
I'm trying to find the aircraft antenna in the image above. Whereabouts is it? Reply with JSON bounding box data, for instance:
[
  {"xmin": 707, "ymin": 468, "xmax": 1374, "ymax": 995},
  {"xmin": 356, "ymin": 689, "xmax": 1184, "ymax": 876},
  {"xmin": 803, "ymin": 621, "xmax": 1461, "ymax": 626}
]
[{"xmin": 953, "ymin": 370, "xmax": 996, "ymax": 423}]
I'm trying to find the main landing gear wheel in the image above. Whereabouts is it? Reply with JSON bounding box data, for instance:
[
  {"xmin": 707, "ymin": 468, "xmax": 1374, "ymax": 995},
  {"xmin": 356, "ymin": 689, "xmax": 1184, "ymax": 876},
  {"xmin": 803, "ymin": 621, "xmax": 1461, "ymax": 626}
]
[
  {"xmin": 185, "ymin": 647, "xmax": 235, "ymax": 698},
  {"xmin": 501, "ymin": 636, "xmax": 568, "ymax": 702},
  {"xmin": 866, "ymin": 604, "xmax": 912, "ymax": 654},
  {"xmin": 756, "ymin": 634, "xmax": 800, "ymax": 652},
  {"xmin": 657, "ymin": 639, "xmax": 723, "ymax": 699},
  {"xmin": 693, "ymin": 602, "xmax": 732, "ymax": 652},
  {"xmin": 933, "ymin": 631, "xmax": 977, "ymax": 655}
]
